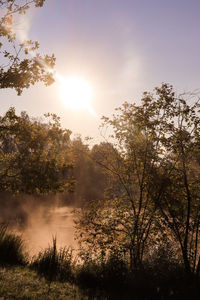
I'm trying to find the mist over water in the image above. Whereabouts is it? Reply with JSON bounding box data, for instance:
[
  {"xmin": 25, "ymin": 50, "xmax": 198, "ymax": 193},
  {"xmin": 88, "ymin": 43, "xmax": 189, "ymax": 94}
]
[
  {"xmin": 0, "ymin": 193, "xmax": 77, "ymax": 257},
  {"xmin": 22, "ymin": 206, "xmax": 77, "ymax": 256}
]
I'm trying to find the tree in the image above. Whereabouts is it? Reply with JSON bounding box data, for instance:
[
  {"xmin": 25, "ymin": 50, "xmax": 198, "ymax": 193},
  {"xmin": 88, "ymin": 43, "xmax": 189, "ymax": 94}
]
[
  {"xmin": 109, "ymin": 83, "xmax": 200, "ymax": 276},
  {"xmin": 0, "ymin": 107, "xmax": 74, "ymax": 194},
  {"xmin": 64, "ymin": 136, "xmax": 107, "ymax": 206},
  {"xmin": 135, "ymin": 84, "xmax": 200, "ymax": 276},
  {"xmin": 76, "ymin": 83, "xmax": 200, "ymax": 276},
  {"xmin": 76, "ymin": 136, "xmax": 158, "ymax": 270},
  {"xmin": 0, "ymin": 0, "xmax": 55, "ymax": 95}
]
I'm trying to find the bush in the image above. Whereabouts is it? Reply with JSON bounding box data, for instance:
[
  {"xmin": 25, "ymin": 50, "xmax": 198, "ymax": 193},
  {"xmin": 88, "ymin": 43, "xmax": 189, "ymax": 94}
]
[
  {"xmin": 76, "ymin": 251, "xmax": 128, "ymax": 292},
  {"xmin": 31, "ymin": 237, "xmax": 74, "ymax": 283},
  {"xmin": 0, "ymin": 223, "xmax": 27, "ymax": 266},
  {"xmin": 101, "ymin": 252, "xmax": 128, "ymax": 285},
  {"xmin": 76, "ymin": 259, "xmax": 100, "ymax": 289},
  {"xmin": 145, "ymin": 242, "xmax": 184, "ymax": 282}
]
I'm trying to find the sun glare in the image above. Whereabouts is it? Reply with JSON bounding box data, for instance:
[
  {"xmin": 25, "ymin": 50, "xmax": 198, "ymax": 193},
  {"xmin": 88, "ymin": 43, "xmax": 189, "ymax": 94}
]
[{"xmin": 59, "ymin": 77, "xmax": 94, "ymax": 113}]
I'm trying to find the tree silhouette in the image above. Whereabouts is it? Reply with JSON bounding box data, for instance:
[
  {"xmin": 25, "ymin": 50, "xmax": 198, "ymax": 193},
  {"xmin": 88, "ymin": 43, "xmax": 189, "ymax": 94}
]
[{"xmin": 0, "ymin": 0, "xmax": 55, "ymax": 95}]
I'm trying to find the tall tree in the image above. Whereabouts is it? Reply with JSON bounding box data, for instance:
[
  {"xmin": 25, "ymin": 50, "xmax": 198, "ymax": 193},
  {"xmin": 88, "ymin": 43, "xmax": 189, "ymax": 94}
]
[
  {"xmin": 76, "ymin": 84, "xmax": 200, "ymax": 276},
  {"xmin": 114, "ymin": 83, "xmax": 200, "ymax": 275},
  {"xmin": 76, "ymin": 135, "xmax": 158, "ymax": 270}
]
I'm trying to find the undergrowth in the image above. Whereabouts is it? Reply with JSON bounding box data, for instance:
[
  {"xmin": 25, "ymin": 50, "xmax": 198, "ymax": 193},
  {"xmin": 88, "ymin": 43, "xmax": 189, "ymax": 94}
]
[
  {"xmin": 0, "ymin": 227, "xmax": 199, "ymax": 299},
  {"xmin": 31, "ymin": 237, "xmax": 75, "ymax": 283},
  {"xmin": 0, "ymin": 223, "xmax": 27, "ymax": 266}
]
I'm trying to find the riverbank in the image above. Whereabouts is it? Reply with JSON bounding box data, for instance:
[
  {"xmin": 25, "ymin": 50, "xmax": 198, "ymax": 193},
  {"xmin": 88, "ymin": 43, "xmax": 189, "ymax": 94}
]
[{"xmin": 0, "ymin": 266, "xmax": 82, "ymax": 300}]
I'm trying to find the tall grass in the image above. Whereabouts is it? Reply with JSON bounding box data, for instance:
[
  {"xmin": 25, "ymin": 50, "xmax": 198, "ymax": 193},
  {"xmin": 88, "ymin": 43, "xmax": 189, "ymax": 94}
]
[
  {"xmin": 0, "ymin": 223, "xmax": 27, "ymax": 266},
  {"xmin": 31, "ymin": 237, "xmax": 75, "ymax": 283}
]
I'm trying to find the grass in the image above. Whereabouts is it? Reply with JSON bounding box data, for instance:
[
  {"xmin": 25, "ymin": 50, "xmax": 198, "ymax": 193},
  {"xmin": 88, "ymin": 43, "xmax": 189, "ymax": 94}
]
[
  {"xmin": 0, "ymin": 265, "xmax": 199, "ymax": 300},
  {"xmin": 31, "ymin": 237, "xmax": 75, "ymax": 283},
  {"xmin": 0, "ymin": 232, "xmax": 100, "ymax": 299},
  {"xmin": 0, "ymin": 266, "xmax": 87, "ymax": 300},
  {"xmin": 0, "ymin": 223, "xmax": 27, "ymax": 266},
  {"xmin": 0, "ymin": 225, "xmax": 200, "ymax": 299}
]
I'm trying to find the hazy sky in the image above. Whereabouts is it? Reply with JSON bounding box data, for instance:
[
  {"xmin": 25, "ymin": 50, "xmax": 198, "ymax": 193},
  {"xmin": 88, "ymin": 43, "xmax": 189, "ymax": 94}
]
[{"xmin": 1, "ymin": 0, "xmax": 200, "ymax": 140}]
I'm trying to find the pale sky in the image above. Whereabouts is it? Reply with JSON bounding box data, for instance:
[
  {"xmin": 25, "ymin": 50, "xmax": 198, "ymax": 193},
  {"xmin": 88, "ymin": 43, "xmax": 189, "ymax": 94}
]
[{"xmin": 1, "ymin": 0, "xmax": 200, "ymax": 140}]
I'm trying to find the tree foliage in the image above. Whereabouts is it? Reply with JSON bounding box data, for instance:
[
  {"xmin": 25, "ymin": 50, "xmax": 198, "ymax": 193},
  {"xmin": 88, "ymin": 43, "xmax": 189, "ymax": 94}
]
[
  {"xmin": 0, "ymin": 0, "xmax": 55, "ymax": 95},
  {"xmin": 63, "ymin": 136, "xmax": 107, "ymax": 206},
  {"xmin": 0, "ymin": 107, "xmax": 74, "ymax": 194},
  {"xmin": 76, "ymin": 83, "xmax": 200, "ymax": 276}
]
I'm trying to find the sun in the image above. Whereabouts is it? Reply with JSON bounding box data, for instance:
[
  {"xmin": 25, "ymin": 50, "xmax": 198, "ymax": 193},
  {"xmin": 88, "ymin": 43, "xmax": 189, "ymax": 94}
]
[{"xmin": 59, "ymin": 76, "xmax": 93, "ymax": 112}]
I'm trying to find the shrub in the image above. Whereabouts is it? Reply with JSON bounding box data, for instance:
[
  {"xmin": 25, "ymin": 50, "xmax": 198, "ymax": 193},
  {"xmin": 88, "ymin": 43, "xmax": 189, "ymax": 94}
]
[
  {"xmin": 76, "ymin": 259, "xmax": 100, "ymax": 289},
  {"xmin": 0, "ymin": 223, "xmax": 27, "ymax": 266},
  {"xmin": 31, "ymin": 237, "xmax": 74, "ymax": 283},
  {"xmin": 76, "ymin": 251, "xmax": 128, "ymax": 292}
]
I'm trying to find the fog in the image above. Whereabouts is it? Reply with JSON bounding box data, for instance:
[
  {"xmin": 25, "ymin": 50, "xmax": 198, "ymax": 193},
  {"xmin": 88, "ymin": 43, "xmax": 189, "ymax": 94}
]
[
  {"xmin": 22, "ymin": 206, "xmax": 76, "ymax": 256},
  {"xmin": 0, "ymin": 193, "xmax": 77, "ymax": 257}
]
